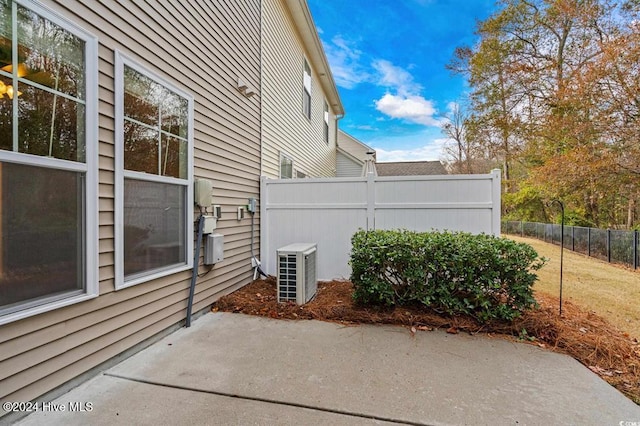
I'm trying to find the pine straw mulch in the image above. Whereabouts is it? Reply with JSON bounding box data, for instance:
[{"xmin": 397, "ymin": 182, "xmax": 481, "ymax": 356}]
[{"xmin": 212, "ymin": 277, "xmax": 640, "ymax": 405}]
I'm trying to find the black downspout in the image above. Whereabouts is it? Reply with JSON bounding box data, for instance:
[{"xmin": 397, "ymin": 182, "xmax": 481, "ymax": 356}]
[{"xmin": 186, "ymin": 214, "xmax": 205, "ymax": 328}]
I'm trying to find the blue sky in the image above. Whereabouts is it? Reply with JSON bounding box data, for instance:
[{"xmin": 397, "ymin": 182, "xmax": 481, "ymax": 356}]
[{"xmin": 307, "ymin": 0, "xmax": 498, "ymax": 162}]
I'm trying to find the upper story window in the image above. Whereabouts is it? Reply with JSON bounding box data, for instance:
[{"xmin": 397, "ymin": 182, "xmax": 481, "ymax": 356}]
[
  {"xmin": 115, "ymin": 52, "xmax": 194, "ymax": 289},
  {"xmin": 0, "ymin": 0, "xmax": 98, "ymax": 324},
  {"xmin": 302, "ymin": 58, "xmax": 311, "ymax": 119},
  {"xmin": 323, "ymin": 100, "xmax": 329, "ymax": 144}
]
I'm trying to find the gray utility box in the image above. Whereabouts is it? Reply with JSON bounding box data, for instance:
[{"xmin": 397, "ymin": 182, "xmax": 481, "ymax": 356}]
[{"xmin": 204, "ymin": 234, "xmax": 224, "ymax": 265}]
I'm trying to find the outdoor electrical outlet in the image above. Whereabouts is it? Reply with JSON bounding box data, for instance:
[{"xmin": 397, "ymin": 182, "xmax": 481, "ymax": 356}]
[{"xmin": 237, "ymin": 206, "xmax": 245, "ymax": 221}]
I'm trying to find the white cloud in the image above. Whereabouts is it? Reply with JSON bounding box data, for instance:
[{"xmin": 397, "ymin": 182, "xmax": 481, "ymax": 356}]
[
  {"xmin": 352, "ymin": 124, "xmax": 378, "ymax": 131},
  {"xmin": 369, "ymin": 60, "xmax": 443, "ymax": 128},
  {"xmin": 446, "ymin": 101, "xmax": 459, "ymax": 114},
  {"xmin": 323, "ymin": 35, "xmax": 370, "ymax": 89},
  {"xmin": 374, "ymin": 93, "xmax": 444, "ymax": 127},
  {"xmin": 372, "ymin": 59, "xmax": 421, "ymax": 96},
  {"xmin": 374, "ymin": 138, "xmax": 449, "ymax": 162}
]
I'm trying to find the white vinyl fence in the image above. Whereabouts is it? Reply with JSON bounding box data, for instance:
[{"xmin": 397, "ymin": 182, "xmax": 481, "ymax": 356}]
[{"xmin": 260, "ymin": 169, "xmax": 501, "ymax": 280}]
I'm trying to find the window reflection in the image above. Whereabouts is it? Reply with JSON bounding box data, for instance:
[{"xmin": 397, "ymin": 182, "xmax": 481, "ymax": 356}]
[
  {"xmin": 123, "ymin": 65, "xmax": 188, "ymax": 178},
  {"xmin": 18, "ymin": 83, "xmax": 84, "ymax": 161},
  {"xmin": 0, "ymin": 75, "xmax": 10, "ymax": 151},
  {"xmin": 17, "ymin": 5, "xmax": 85, "ymax": 98},
  {"xmin": 124, "ymin": 121, "xmax": 158, "ymax": 174},
  {"xmin": 161, "ymin": 93, "xmax": 188, "ymax": 138},
  {"xmin": 0, "ymin": 1, "xmax": 86, "ymax": 163},
  {"xmin": 161, "ymin": 134, "xmax": 186, "ymax": 179},
  {"xmin": 0, "ymin": 1, "xmax": 11, "ymax": 72},
  {"xmin": 124, "ymin": 68, "xmax": 158, "ymax": 126}
]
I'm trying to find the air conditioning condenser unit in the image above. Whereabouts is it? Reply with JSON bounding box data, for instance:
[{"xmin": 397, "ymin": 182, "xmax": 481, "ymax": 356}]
[{"xmin": 277, "ymin": 243, "xmax": 317, "ymax": 304}]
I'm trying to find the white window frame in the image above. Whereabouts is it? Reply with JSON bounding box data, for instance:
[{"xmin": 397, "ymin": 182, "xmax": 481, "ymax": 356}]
[
  {"xmin": 279, "ymin": 152, "xmax": 293, "ymax": 179},
  {"xmin": 114, "ymin": 51, "xmax": 194, "ymax": 290},
  {"xmin": 303, "ymin": 58, "xmax": 311, "ymax": 120},
  {"xmin": 0, "ymin": 0, "xmax": 99, "ymax": 325},
  {"xmin": 323, "ymin": 100, "xmax": 329, "ymax": 144}
]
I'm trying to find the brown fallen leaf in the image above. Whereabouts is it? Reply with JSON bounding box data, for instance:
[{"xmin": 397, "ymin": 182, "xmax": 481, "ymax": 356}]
[{"xmin": 447, "ymin": 327, "xmax": 459, "ymax": 334}]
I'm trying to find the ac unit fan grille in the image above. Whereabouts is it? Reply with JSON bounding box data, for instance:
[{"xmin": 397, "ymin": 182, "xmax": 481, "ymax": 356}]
[
  {"xmin": 276, "ymin": 243, "xmax": 317, "ymax": 304},
  {"xmin": 278, "ymin": 253, "xmax": 298, "ymax": 302}
]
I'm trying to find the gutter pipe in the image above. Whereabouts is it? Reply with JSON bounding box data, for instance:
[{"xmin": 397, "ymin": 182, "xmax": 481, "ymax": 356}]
[{"xmin": 186, "ymin": 214, "xmax": 205, "ymax": 327}]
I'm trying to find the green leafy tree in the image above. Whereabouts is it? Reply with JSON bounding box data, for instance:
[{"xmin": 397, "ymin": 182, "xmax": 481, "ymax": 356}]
[{"xmin": 450, "ymin": 0, "xmax": 638, "ymax": 227}]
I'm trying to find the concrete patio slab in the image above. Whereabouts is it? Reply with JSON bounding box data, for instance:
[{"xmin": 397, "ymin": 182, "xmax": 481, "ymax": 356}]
[
  {"xmin": 13, "ymin": 312, "xmax": 640, "ymax": 425},
  {"xmin": 14, "ymin": 374, "xmax": 394, "ymax": 426}
]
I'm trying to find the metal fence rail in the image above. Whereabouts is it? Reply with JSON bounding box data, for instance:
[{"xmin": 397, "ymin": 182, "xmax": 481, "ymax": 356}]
[{"xmin": 502, "ymin": 221, "xmax": 639, "ymax": 270}]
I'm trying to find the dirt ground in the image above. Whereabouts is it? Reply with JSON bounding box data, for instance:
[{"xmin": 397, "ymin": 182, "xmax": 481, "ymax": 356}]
[{"xmin": 213, "ymin": 277, "xmax": 640, "ymax": 405}]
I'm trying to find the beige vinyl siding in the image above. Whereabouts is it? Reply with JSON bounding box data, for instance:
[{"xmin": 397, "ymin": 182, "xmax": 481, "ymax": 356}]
[
  {"xmin": 261, "ymin": 0, "xmax": 337, "ymax": 178},
  {"xmin": 337, "ymin": 131, "xmax": 375, "ymax": 162},
  {"xmin": 336, "ymin": 131, "xmax": 376, "ymax": 177},
  {"xmin": 1, "ymin": 0, "xmax": 261, "ymax": 410},
  {"xmin": 336, "ymin": 150, "xmax": 364, "ymax": 177}
]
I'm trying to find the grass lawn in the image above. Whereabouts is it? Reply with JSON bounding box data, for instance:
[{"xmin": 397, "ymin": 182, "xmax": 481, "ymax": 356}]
[{"xmin": 506, "ymin": 234, "xmax": 640, "ymax": 340}]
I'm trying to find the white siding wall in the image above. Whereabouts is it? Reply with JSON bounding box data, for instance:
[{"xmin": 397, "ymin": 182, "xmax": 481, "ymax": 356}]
[
  {"xmin": 261, "ymin": 0, "xmax": 337, "ymax": 178},
  {"xmin": 336, "ymin": 151, "xmax": 363, "ymax": 177},
  {"xmin": 1, "ymin": 0, "xmax": 261, "ymax": 411},
  {"xmin": 261, "ymin": 170, "xmax": 502, "ymax": 280}
]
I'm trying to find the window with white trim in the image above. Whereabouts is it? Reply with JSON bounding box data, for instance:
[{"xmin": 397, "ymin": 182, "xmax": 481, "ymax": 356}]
[
  {"xmin": 115, "ymin": 52, "xmax": 193, "ymax": 289},
  {"xmin": 279, "ymin": 152, "xmax": 293, "ymax": 179},
  {"xmin": 323, "ymin": 100, "xmax": 329, "ymax": 144},
  {"xmin": 302, "ymin": 58, "xmax": 311, "ymax": 119},
  {"xmin": 0, "ymin": 0, "xmax": 98, "ymax": 324}
]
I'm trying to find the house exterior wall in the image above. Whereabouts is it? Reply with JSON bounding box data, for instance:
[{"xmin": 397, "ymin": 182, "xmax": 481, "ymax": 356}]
[
  {"xmin": 337, "ymin": 131, "xmax": 374, "ymax": 163},
  {"xmin": 261, "ymin": 0, "xmax": 339, "ymax": 178},
  {"xmin": 0, "ymin": 0, "xmax": 261, "ymax": 412},
  {"xmin": 336, "ymin": 131, "xmax": 376, "ymax": 177},
  {"xmin": 336, "ymin": 150, "xmax": 363, "ymax": 177}
]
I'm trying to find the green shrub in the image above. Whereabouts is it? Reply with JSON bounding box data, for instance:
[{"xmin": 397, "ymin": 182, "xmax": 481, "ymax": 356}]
[{"xmin": 349, "ymin": 229, "xmax": 546, "ymax": 322}]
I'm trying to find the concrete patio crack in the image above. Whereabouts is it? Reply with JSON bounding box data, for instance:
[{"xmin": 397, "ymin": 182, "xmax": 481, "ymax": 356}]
[{"xmin": 104, "ymin": 372, "xmax": 435, "ymax": 426}]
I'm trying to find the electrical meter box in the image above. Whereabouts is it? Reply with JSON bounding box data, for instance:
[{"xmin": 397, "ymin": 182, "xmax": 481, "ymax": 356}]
[
  {"xmin": 204, "ymin": 234, "xmax": 224, "ymax": 265},
  {"xmin": 194, "ymin": 178, "xmax": 213, "ymax": 207},
  {"xmin": 247, "ymin": 197, "xmax": 257, "ymax": 213}
]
